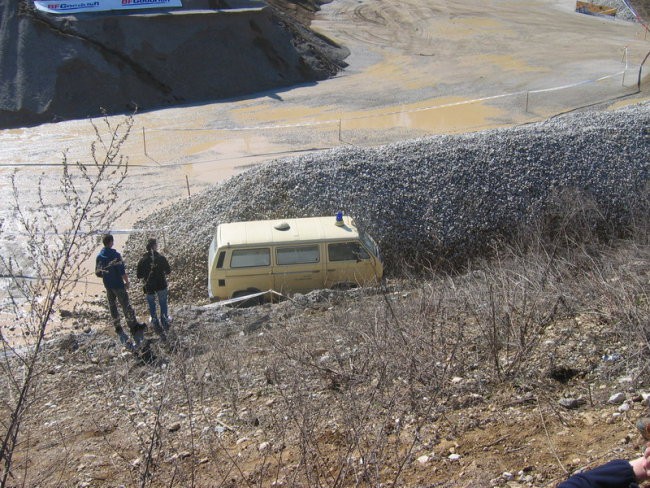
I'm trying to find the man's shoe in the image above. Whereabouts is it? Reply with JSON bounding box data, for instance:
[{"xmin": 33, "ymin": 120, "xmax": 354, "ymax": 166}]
[
  {"xmin": 128, "ymin": 323, "xmax": 146, "ymax": 347},
  {"xmin": 117, "ymin": 329, "xmax": 134, "ymax": 350},
  {"xmin": 162, "ymin": 316, "xmax": 172, "ymax": 331},
  {"xmin": 128, "ymin": 322, "xmax": 146, "ymax": 333}
]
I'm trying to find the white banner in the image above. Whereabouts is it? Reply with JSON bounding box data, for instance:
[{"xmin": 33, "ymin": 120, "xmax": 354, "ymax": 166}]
[{"xmin": 34, "ymin": 0, "xmax": 182, "ymax": 14}]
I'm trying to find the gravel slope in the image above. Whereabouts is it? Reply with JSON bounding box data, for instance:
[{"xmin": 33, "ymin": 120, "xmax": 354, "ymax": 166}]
[{"xmin": 126, "ymin": 102, "xmax": 650, "ymax": 301}]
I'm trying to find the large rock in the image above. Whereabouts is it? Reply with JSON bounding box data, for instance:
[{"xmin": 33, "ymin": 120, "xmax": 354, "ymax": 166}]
[{"xmin": 0, "ymin": 0, "xmax": 348, "ymax": 128}]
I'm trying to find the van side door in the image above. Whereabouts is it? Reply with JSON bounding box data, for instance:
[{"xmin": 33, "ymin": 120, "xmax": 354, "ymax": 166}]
[
  {"xmin": 224, "ymin": 247, "xmax": 273, "ymax": 297},
  {"xmin": 273, "ymin": 244, "xmax": 324, "ymax": 294}
]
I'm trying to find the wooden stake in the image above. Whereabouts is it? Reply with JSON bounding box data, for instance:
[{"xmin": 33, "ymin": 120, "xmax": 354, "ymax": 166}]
[{"xmin": 142, "ymin": 127, "xmax": 148, "ymax": 156}]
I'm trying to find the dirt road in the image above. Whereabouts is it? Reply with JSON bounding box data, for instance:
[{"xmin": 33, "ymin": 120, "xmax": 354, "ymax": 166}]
[{"xmin": 0, "ymin": 0, "xmax": 648, "ymax": 322}]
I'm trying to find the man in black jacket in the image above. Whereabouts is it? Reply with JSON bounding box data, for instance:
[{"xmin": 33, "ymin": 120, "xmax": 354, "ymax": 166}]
[{"xmin": 136, "ymin": 238, "xmax": 171, "ymax": 340}]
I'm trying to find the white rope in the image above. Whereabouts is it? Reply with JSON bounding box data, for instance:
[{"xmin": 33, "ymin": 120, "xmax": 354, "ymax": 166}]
[{"xmin": 202, "ymin": 289, "xmax": 284, "ymax": 308}]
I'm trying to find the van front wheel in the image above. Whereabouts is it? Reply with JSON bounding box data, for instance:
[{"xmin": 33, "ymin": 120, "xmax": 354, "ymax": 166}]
[{"xmin": 232, "ymin": 289, "xmax": 265, "ymax": 307}]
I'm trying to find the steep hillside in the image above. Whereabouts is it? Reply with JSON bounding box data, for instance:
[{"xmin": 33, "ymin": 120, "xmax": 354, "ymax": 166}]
[{"xmin": 0, "ymin": 0, "xmax": 348, "ymax": 128}]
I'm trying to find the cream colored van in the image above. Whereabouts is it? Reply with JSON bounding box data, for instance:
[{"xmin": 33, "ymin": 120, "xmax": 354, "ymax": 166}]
[{"xmin": 208, "ymin": 214, "xmax": 383, "ymax": 301}]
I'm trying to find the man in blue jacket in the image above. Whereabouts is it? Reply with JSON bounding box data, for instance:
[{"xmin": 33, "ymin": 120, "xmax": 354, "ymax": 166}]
[
  {"xmin": 95, "ymin": 234, "xmax": 145, "ymax": 349},
  {"xmin": 558, "ymin": 443, "xmax": 650, "ymax": 487}
]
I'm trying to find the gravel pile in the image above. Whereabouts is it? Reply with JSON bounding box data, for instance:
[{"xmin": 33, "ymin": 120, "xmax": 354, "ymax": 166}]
[{"xmin": 126, "ymin": 103, "xmax": 649, "ymax": 301}]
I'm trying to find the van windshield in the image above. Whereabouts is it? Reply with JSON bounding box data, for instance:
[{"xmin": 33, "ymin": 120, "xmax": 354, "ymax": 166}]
[{"xmin": 359, "ymin": 231, "xmax": 380, "ymax": 258}]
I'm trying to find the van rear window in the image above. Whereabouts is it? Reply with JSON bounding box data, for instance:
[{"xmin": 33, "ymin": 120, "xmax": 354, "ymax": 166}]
[
  {"xmin": 328, "ymin": 242, "xmax": 370, "ymax": 262},
  {"xmin": 231, "ymin": 248, "xmax": 270, "ymax": 268},
  {"xmin": 277, "ymin": 245, "xmax": 320, "ymax": 265}
]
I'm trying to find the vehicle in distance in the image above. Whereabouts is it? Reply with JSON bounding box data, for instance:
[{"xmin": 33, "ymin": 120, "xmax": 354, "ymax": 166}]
[{"xmin": 208, "ymin": 214, "xmax": 383, "ymax": 301}]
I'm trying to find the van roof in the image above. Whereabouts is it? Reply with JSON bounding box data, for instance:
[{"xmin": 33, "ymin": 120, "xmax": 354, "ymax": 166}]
[{"xmin": 216, "ymin": 215, "xmax": 360, "ymax": 247}]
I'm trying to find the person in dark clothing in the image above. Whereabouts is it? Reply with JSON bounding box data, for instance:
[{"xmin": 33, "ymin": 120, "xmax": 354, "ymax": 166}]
[
  {"xmin": 558, "ymin": 444, "xmax": 650, "ymax": 487},
  {"xmin": 95, "ymin": 234, "xmax": 145, "ymax": 349},
  {"xmin": 136, "ymin": 238, "xmax": 171, "ymax": 340}
]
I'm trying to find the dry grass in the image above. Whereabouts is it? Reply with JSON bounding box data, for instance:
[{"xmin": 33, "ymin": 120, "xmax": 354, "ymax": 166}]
[{"xmin": 1, "ymin": 193, "xmax": 649, "ymax": 487}]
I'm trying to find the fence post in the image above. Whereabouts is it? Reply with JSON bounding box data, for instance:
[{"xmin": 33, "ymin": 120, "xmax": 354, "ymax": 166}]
[
  {"xmin": 622, "ymin": 46, "xmax": 628, "ymax": 86},
  {"xmin": 638, "ymin": 50, "xmax": 650, "ymax": 91},
  {"xmin": 525, "ymin": 91, "xmax": 530, "ymax": 112},
  {"xmin": 186, "ymin": 175, "xmax": 191, "ymax": 197},
  {"xmin": 142, "ymin": 127, "xmax": 148, "ymax": 156}
]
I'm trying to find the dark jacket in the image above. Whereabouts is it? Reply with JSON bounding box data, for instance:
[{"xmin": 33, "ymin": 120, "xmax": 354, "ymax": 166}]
[
  {"xmin": 558, "ymin": 460, "xmax": 638, "ymax": 488},
  {"xmin": 136, "ymin": 251, "xmax": 171, "ymax": 294},
  {"xmin": 95, "ymin": 247, "xmax": 126, "ymax": 289}
]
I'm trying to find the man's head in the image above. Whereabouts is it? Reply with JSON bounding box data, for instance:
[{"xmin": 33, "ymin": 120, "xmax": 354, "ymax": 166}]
[
  {"xmin": 146, "ymin": 238, "xmax": 157, "ymax": 252},
  {"xmin": 102, "ymin": 234, "xmax": 114, "ymax": 248}
]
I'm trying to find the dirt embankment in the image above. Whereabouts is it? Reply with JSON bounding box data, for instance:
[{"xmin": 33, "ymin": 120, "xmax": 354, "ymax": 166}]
[{"xmin": 0, "ymin": 0, "xmax": 348, "ymax": 129}]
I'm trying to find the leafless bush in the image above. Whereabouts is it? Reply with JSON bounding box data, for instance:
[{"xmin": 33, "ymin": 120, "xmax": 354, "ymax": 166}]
[
  {"xmin": 12, "ymin": 186, "xmax": 642, "ymax": 487},
  {"xmin": 230, "ymin": 191, "xmax": 649, "ymax": 486},
  {"xmin": 0, "ymin": 114, "xmax": 133, "ymax": 487}
]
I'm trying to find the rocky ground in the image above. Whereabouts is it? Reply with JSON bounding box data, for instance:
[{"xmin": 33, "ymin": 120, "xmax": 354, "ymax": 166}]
[{"xmin": 4, "ymin": 225, "xmax": 650, "ymax": 486}]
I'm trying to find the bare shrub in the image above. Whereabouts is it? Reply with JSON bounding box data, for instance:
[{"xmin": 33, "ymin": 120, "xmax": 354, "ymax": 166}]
[
  {"xmin": 13, "ymin": 185, "xmax": 640, "ymax": 487},
  {"xmin": 231, "ymin": 191, "xmax": 649, "ymax": 486},
  {"xmin": 0, "ymin": 114, "xmax": 133, "ymax": 487}
]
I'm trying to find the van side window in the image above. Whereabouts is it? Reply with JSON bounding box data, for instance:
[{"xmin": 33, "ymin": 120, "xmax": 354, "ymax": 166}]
[
  {"xmin": 328, "ymin": 242, "xmax": 370, "ymax": 262},
  {"xmin": 216, "ymin": 251, "xmax": 226, "ymax": 269},
  {"xmin": 277, "ymin": 245, "xmax": 320, "ymax": 265},
  {"xmin": 231, "ymin": 248, "xmax": 270, "ymax": 268}
]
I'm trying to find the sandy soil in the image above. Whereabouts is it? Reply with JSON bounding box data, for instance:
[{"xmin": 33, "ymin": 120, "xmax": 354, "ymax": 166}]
[{"xmin": 0, "ymin": 0, "xmax": 648, "ymax": 332}]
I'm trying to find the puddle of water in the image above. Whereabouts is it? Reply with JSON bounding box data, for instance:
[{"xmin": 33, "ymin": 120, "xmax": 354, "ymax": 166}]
[
  {"xmin": 178, "ymin": 134, "xmax": 309, "ymax": 184},
  {"xmin": 231, "ymin": 102, "xmax": 337, "ymax": 124},
  {"xmin": 228, "ymin": 96, "xmax": 505, "ymax": 135},
  {"xmin": 343, "ymin": 97, "xmax": 505, "ymax": 133}
]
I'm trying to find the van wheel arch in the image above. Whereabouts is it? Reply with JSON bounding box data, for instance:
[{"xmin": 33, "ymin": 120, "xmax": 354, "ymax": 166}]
[{"xmin": 232, "ymin": 288, "xmax": 265, "ymax": 307}]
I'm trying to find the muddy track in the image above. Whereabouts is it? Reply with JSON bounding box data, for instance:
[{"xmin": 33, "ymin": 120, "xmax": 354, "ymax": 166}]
[{"xmin": 328, "ymin": 0, "xmax": 490, "ymax": 53}]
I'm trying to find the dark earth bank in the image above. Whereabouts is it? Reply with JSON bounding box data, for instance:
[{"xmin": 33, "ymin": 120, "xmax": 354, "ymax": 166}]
[{"xmin": 0, "ymin": 0, "xmax": 348, "ymax": 128}]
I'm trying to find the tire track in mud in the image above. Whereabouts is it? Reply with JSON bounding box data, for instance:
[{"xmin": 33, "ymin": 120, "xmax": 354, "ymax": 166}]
[
  {"xmin": 330, "ymin": 0, "xmax": 448, "ymax": 53},
  {"xmin": 353, "ymin": 4, "xmax": 387, "ymax": 26}
]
